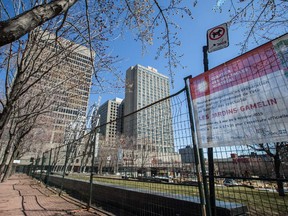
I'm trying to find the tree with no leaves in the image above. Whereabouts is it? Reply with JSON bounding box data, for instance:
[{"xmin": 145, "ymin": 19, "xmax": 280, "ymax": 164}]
[
  {"xmin": 215, "ymin": 0, "xmax": 288, "ymax": 53},
  {"xmin": 0, "ymin": 25, "xmax": 96, "ymax": 179},
  {"xmin": 0, "ymin": 0, "xmax": 194, "ymax": 144},
  {"xmin": 1, "ymin": 0, "xmax": 287, "ymax": 125},
  {"xmin": 0, "ymin": 0, "xmax": 194, "ymax": 74},
  {"xmin": 1, "ymin": 1, "xmax": 287, "ymax": 54},
  {"xmin": 250, "ymin": 142, "xmax": 287, "ymax": 196},
  {"xmin": 0, "ymin": 81, "xmax": 55, "ymax": 181}
]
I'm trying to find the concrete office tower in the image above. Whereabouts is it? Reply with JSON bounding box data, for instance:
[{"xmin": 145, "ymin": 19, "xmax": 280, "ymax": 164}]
[
  {"xmin": 98, "ymin": 98, "xmax": 124, "ymax": 139},
  {"xmin": 23, "ymin": 30, "xmax": 94, "ymax": 153},
  {"xmin": 123, "ymin": 65, "xmax": 174, "ymax": 155}
]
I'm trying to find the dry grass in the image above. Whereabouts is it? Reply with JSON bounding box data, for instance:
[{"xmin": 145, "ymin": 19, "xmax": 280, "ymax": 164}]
[{"xmin": 67, "ymin": 174, "xmax": 288, "ymax": 215}]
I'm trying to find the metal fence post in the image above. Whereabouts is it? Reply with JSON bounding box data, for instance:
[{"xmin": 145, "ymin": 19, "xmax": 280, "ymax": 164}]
[
  {"xmin": 40, "ymin": 152, "xmax": 46, "ymax": 181},
  {"xmin": 88, "ymin": 131, "xmax": 97, "ymax": 209},
  {"xmin": 184, "ymin": 76, "xmax": 209, "ymax": 216},
  {"xmin": 45, "ymin": 148, "xmax": 52, "ymax": 186},
  {"xmin": 32, "ymin": 157, "xmax": 40, "ymax": 178},
  {"xmin": 28, "ymin": 157, "xmax": 34, "ymax": 177},
  {"xmin": 87, "ymin": 111, "xmax": 100, "ymax": 210},
  {"xmin": 203, "ymin": 45, "xmax": 216, "ymax": 216},
  {"xmin": 60, "ymin": 144, "xmax": 70, "ymax": 195}
]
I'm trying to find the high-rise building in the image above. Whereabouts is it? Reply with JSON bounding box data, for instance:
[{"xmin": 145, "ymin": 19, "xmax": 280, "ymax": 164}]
[
  {"xmin": 24, "ymin": 30, "xmax": 94, "ymax": 153},
  {"xmin": 98, "ymin": 98, "xmax": 123, "ymax": 139},
  {"xmin": 123, "ymin": 64, "xmax": 174, "ymax": 154}
]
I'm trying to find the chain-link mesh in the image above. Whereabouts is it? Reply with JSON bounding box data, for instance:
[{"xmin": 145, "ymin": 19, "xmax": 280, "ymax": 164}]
[
  {"xmin": 31, "ymin": 88, "xmax": 205, "ymax": 215},
  {"xmin": 30, "ymin": 82, "xmax": 288, "ymax": 215},
  {"xmin": 29, "ymin": 34, "xmax": 288, "ymax": 216},
  {"xmin": 190, "ymin": 34, "xmax": 288, "ymax": 216},
  {"xmin": 209, "ymin": 145, "xmax": 288, "ymax": 216}
]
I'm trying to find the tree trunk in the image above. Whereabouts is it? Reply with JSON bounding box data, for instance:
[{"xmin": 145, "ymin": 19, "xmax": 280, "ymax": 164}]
[
  {"xmin": 1, "ymin": 155, "xmax": 14, "ymax": 182},
  {"xmin": 79, "ymin": 140, "xmax": 90, "ymax": 173},
  {"xmin": 0, "ymin": 0, "xmax": 79, "ymax": 47},
  {"xmin": 274, "ymin": 154, "xmax": 285, "ymax": 196},
  {"xmin": 0, "ymin": 103, "xmax": 13, "ymax": 139},
  {"xmin": 98, "ymin": 160, "xmax": 103, "ymax": 175},
  {"xmin": 0, "ymin": 139, "xmax": 13, "ymax": 176},
  {"xmin": 1, "ymin": 146, "xmax": 19, "ymax": 182}
]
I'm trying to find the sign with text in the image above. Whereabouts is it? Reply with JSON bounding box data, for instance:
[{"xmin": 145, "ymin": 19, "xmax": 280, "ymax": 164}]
[
  {"xmin": 207, "ymin": 23, "xmax": 229, "ymax": 53},
  {"xmin": 190, "ymin": 34, "xmax": 288, "ymax": 148}
]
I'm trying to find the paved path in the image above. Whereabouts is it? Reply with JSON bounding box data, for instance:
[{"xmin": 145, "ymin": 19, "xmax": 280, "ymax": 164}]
[{"xmin": 0, "ymin": 174, "xmax": 113, "ymax": 216}]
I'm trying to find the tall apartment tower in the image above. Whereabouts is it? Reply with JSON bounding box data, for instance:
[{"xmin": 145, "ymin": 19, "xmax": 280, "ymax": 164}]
[
  {"xmin": 98, "ymin": 98, "xmax": 123, "ymax": 139},
  {"xmin": 25, "ymin": 30, "xmax": 94, "ymax": 153},
  {"xmin": 123, "ymin": 65, "xmax": 174, "ymax": 154}
]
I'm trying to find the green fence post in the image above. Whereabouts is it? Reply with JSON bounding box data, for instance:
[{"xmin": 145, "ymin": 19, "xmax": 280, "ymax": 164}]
[
  {"xmin": 203, "ymin": 45, "xmax": 216, "ymax": 216},
  {"xmin": 40, "ymin": 152, "xmax": 46, "ymax": 181},
  {"xmin": 32, "ymin": 157, "xmax": 40, "ymax": 178},
  {"xmin": 60, "ymin": 144, "xmax": 70, "ymax": 195},
  {"xmin": 46, "ymin": 148, "xmax": 52, "ymax": 186},
  {"xmin": 184, "ymin": 76, "xmax": 210, "ymax": 216}
]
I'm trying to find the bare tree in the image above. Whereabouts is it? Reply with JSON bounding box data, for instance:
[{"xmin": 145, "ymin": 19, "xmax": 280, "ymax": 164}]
[
  {"xmin": 122, "ymin": 136, "xmax": 138, "ymax": 177},
  {"xmin": 3, "ymin": 0, "xmax": 285, "ymax": 170},
  {"xmin": 0, "ymin": 0, "xmax": 124, "ymax": 146},
  {"xmin": 0, "ymin": 26, "xmax": 96, "ymax": 178},
  {"xmin": 0, "ymin": 0, "xmax": 78, "ymax": 46},
  {"xmin": 63, "ymin": 112, "xmax": 86, "ymax": 174},
  {"xmin": 0, "ymin": 85, "xmax": 54, "ymax": 181},
  {"xmin": 95, "ymin": 136, "xmax": 117, "ymax": 174},
  {"xmin": 79, "ymin": 135, "xmax": 93, "ymax": 173},
  {"xmin": 51, "ymin": 145, "xmax": 64, "ymax": 173},
  {"xmin": 138, "ymin": 137, "xmax": 154, "ymax": 176},
  {"xmin": 250, "ymin": 142, "xmax": 287, "ymax": 196},
  {"xmin": 216, "ymin": 0, "xmax": 288, "ymax": 52},
  {"xmin": 0, "ymin": 1, "xmax": 194, "ymax": 80},
  {"xmin": 0, "ymin": 28, "xmax": 82, "ymax": 137},
  {"xmin": 2, "ymin": 1, "xmax": 287, "ymax": 55}
]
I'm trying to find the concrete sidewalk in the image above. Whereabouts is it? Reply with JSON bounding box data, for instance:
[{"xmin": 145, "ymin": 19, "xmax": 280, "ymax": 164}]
[{"xmin": 0, "ymin": 174, "xmax": 112, "ymax": 216}]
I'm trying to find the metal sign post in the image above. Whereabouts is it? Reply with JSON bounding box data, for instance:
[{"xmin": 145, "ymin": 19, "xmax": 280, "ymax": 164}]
[{"xmin": 204, "ymin": 23, "xmax": 229, "ymax": 215}]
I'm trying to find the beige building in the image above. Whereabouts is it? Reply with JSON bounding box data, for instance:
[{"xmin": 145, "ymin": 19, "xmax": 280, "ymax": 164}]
[
  {"xmin": 21, "ymin": 30, "xmax": 94, "ymax": 159},
  {"xmin": 123, "ymin": 65, "xmax": 174, "ymax": 155},
  {"xmin": 98, "ymin": 98, "xmax": 123, "ymax": 139}
]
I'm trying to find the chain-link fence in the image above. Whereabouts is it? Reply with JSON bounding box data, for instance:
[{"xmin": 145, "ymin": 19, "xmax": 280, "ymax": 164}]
[
  {"xmin": 28, "ymin": 83, "xmax": 288, "ymax": 215},
  {"xmin": 28, "ymin": 34, "xmax": 288, "ymax": 216},
  {"xmin": 190, "ymin": 33, "xmax": 288, "ymax": 216},
  {"xmin": 209, "ymin": 145, "xmax": 288, "ymax": 216},
  {"xmin": 30, "ymin": 88, "xmax": 207, "ymax": 215}
]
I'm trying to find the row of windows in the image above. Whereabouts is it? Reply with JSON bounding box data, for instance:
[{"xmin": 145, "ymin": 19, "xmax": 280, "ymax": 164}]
[
  {"xmin": 46, "ymin": 42, "xmax": 92, "ymax": 63},
  {"xmin": 67, "ymin": 58, "xmax": 90, "ymax": 68},
  {"xmin": 54, "ymin": 113, "xmax": 78, "ymax": 121},
  {"xmin": 70, "ymin": 51, "xmax": 92, "ymax": 61},
  {"xmin": 68, "ymin": 54, "xmax": 91, "ymax": 65},
  {"xmin": 56, "ymin": 107, "xmax": 82, "ymax": 115}
]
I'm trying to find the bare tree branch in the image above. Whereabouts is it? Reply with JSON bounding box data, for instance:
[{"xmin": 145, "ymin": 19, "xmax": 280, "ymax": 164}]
[{"xmin": 0, "ymin": 0, "xmax": 78, "ymax": 47}]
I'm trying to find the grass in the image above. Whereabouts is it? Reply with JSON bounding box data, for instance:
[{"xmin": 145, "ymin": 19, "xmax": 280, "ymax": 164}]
[
  {"xmin": 66, "ymin": 174, "xmax": 288, "ymax": 215},
  {"xmin": 215, "ymin": 186, "xmax": 288, "ymax": 215}
]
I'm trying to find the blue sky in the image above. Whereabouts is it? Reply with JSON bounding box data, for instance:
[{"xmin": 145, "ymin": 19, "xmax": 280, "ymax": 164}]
[{"xmin": 89, "ymin": 1, "xmax": 260, "ymax": 106}]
